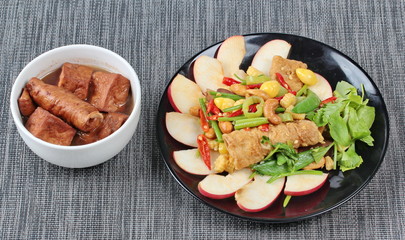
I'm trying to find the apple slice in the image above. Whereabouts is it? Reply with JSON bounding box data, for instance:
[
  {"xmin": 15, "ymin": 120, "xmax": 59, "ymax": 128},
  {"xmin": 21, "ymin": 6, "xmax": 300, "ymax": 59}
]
[
  {"xmin": 235, "ymin": 175, "xmax": 285, "ymax": 212},
  {"xmin": 284, "ymin": 173, "xmax": 328, "ymax": 196},
  {"xmin": 198, "ymin": 168, "xmax": 252, "ymax": 199},
  {"xmin": 168, "ymin": 74, "xmax": 204, "ymax": 114},
  {"xmin": 216, "ymin": 35, "xmax": 246, "ymax": 78},
  {"xmin": 251, "ymin": 39, "xmax": 291, "ymax": 76},
  {"xmin": 193, "ymin": 55, "xmax": 226, "ymax": 92},
  {"xmin": 308, "ymin": 73, "xmax": 333, "ymax": 101},
  {"xmin": 173, "ymin": 149, "xmax": 219, "ymax": 175},
  {"xmin": 165, "ymin": 112, "xmax": 202, "ymax": 147}
]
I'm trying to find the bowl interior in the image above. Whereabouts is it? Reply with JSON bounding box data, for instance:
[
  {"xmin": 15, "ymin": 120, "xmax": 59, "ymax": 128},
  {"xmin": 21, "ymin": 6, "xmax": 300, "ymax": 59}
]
[{"xmin": 156, "ymin": 33, "xmax": 389, "ymax": 223}]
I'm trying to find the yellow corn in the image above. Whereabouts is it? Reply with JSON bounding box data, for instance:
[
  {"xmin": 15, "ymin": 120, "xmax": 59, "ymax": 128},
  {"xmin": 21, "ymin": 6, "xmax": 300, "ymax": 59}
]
[
  {"xmin": 208, "ymin": 140, "xmax": 219, "ymax": 151},
  {"xmin": 218, "ymin": 143, "xmax": 228, "ymax": 154},
  {"xmin": 286, "ymin": 105, "xmax": 305, "ymax": 120},
  {"xmin": 234, "ymin": 99, "xmax": 245, "ymax": 106},
  {"xmin": 280, "ymin": 93, "xmax": 297, "ymax": 108},
  {"xmin": 260, "ymin": 80, "xmax": 280, "ymax": 98},
  {"xmin": 246, "ymin": 66, "xmax": 263, "ymax": 76},
  {"xmin": 296, "ymin": 68, "xmax": 318, "ymax": 86},
  {"xmin": 214, "ymin": 154, "xmax": 228, "ymax": 173},
  {"xmin": 214, "ymin": 97, "xmax": 235, "ymax": 111}
]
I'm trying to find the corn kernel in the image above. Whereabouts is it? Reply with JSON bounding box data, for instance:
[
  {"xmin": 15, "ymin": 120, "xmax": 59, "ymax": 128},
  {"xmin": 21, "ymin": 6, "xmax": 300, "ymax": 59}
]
[
  {"xmin": 296, "ymin": 68, "xmax": 318, "ymax": 86},
  {"xmin": 286, "ymin": 105, "xmax": 305, "ymax": 120},
  {"xmin": 260, "ymin": 80, "xmax": 280, "ymax": 98},
  {"xmin": 234, "ymin": 99, "xmax": 245, "ymax": 106},
  {"xmin": 218, "ymin": 143, "xmax": 228, "ymax": 154},
  {"xmin": 214, "ymin": 97, "xmax": 235, "ymax": 111},
  {"xmin": 208, "ymin": 140, "xmax": 219, "ymax": 151},
  {"xmin": 280, "ymin": 93, "xmax": 297, "ymax": 108},
  {"xmin": 246, "ymin": 66, "xmax": 263, "ymax": 76}
]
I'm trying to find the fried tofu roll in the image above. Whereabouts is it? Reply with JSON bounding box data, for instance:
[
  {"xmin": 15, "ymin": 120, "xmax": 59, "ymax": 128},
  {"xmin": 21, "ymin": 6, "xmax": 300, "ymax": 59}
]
[{"xmin": 26, "ymin": 77, "xmax": 103, "ymax": 132}]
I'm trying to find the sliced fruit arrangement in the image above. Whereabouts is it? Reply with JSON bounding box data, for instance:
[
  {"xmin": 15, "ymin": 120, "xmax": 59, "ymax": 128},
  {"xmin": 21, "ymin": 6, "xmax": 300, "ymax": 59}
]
[
  {"xmin": 284, "ymin": 173, "xmax": 329, "ymax": 196},
  {"xmin": 164, "ymin": 35, "xmax": 375, "ymax": 213},
  {"xmin": 165, "ymin": 112, "xmax": 202, "ymax": 147},
  {"xmin": 216, "ymin": 35, "xmax": 246, "ymax": 79},
  {"xmin": 173, "ymin": 149, "xmax": 219, "ymax": 175},
  {"xmin": 198, "ymin": 168, "xmax": 252, "ymax": 199},
  {"xmin": 251, "ymin": 39, "xmax": 291, "ymax": 76},
  {"xmin": 235, "ymin": 175, "xmax": 285, "ymax": 212},
  {"xmin": 193, "ymin": 55, "xmax": 226, "ymax": 92},
  {"xmin": 168, "ymin": 74, "xmax": 204, "ymax": 114}
]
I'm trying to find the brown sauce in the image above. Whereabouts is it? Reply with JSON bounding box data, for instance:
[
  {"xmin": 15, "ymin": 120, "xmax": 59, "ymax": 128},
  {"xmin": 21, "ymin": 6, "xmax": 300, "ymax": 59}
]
[{"xmin": 22, "ymin": 63, "xmax": 133, "ymax": 146}]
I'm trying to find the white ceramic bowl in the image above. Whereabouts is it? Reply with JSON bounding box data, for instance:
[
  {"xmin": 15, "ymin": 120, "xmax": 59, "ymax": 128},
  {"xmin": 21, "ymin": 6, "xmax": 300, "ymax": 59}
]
[{"xmin": 10, "ymin": 45, "xmax": 141, "ymax": 168}]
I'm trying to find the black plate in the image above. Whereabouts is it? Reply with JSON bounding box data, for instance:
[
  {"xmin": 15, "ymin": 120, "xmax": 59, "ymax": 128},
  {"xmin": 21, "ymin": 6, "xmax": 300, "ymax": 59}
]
[{"xmin": 156, "ymin": 33, "xmax": 389, "ymax": 223}]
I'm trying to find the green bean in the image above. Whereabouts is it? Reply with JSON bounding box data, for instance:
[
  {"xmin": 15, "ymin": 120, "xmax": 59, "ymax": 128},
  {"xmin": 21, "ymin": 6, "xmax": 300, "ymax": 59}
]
[
  {"xmin": 211, "ymin": 120, "xmax": 223, "ymax": 142},
  {"xmin": 222, "ymin": 104, "xmax": 243, "ymax": 113},
  {"xmin": 208, "ymin": 91, "xmax": 244, "ymax": 101},
  {"xmin": 234, "ymin": 117, "xmax": 269, "ymax": 130},
  {"xmin": 218, "ymin": 116, "xmax": 247, "ymax": 121}
]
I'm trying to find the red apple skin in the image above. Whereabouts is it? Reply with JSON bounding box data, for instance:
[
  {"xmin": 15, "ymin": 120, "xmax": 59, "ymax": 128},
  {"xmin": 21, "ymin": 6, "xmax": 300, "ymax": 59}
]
[
  {"xmin": 167, "ymin": 84, "xmax": 182, "ymax": 113},
  {"xmin": 197, "ymin": 183, "xmax": 236, "ymax": 199},
  {"xmin": 284, "ymin": 175, "xmax": 328, "ymax": 196}
]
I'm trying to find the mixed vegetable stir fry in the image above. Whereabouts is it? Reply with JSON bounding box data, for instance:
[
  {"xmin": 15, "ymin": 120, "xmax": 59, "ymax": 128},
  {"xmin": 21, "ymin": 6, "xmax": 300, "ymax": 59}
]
[{"xmin": 166, "ymin": 36, "xmax": 375, "ymax": 212}]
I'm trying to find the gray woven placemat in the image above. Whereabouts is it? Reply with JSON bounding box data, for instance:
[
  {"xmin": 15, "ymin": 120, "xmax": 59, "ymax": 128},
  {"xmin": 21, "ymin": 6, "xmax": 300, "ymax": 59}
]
[{"xmin": 0, "ymin": 0, "xmax": 403, "ymax": 239}]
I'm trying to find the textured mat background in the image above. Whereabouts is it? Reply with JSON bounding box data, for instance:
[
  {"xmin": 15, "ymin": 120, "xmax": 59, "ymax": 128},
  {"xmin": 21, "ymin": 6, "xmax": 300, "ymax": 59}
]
[{"xmin": 0, "ymin": 0, "xmax": 404, "ymax": 239}]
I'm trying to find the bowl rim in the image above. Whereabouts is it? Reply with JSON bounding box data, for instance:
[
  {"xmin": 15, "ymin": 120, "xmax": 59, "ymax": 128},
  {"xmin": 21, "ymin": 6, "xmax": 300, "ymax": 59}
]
[
  {"xmin": 156, "ymin": 32, "xmax": 390, "ymax": 223},
  {"xmin": 10, "ymin": 44, "xmax": 142, "ymax": 150}
]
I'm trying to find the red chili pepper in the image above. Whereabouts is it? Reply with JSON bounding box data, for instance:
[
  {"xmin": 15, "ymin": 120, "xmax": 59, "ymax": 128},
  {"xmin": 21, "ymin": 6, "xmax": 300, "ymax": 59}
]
[
  {"xmin": 228, "ymin": 109, "xmax": 243, "ymax": 117},
  {"xmin": 197, "ymin": 134, "xmax": 211, "ymax": 170},
  {"xmin": 245, "ymin": 83, "xmax": 263, "ymax": 89},
  {"xmin": 207, "ymin": 99, "xmax": 221, "ymax": 115},
  {"xmin": 207, "ymin": 115, "xmax": 219, "ymax": 121},
  {"xmin": 222, "ymin": 77, "xmax": 240, "ymax": 86},
  {"xmin": 249, "ymin": 103, "xmax": 258, "ymax": 113},
  {"xmin": 199, "ymin": 109, "xmax": 210, "ymax": 132},
  {"xmin": 275, "ymin": 73, "xmax": 296, "ymax": 95},
  {"xmin": 243, "ymin": 127, "xmax": 251, "ymax": 131},
  {"xmin": 320, "ymin": 96, "xmax": 337, "ymax": 106},
  {"xmin": 274, "ymin": 96, "xmax": 284, "ymax": 101},
  {"xmin": 258, "ymin": 124, "xmax": 270, "ymax": 132}
]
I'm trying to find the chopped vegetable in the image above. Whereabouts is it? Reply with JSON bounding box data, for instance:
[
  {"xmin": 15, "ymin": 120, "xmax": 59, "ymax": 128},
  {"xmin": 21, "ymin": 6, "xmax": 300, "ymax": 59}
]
[
  {"xmin": 278, "ymin": 112, "xmax": 293, "ymax": 122},
  {"xmin": 291, "ymin": 89, "xmax": 320, "ymax": 113},
  {"xmin": 218, "ymin": 115, "xmax": 246, "ymax": 122},
  {"xmin": 275, "ymin": 72, "xmax": 296, "ymax": 95},
  {"xmin": 211, "ymin": 120, "xmax": 223, "ymax": 142},
  {"xmin": 207, "ymin": 99, "xmax": 221, "ymax": 115},
  {"xmin": 197, "ymin": 134, "xmax": 211, "ymax": 170},
  {"xmin": 208, "ymin": 91, "xmax": 244, "ymax": 101},
  {"xmin": 242, "ymin": 96, "xmax": 264, "ymax": 118},
  {"xmin": 234, "ymin": 117, "xmax": 269, "ymax": 130},
  {"xmin": 222, "ymin": 77, "xmax": 240, "ymax": 86},
  {"xmin": 199, "ymin": 109, "xmax": 210, "ymax": 132},
  {"xmin": 222, "ymin": 104, "xmax": 242, "ymax": 113},
  {"xmin": 245, "ymin": 75, "xmax": 270, "ymax": 85}
]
